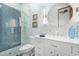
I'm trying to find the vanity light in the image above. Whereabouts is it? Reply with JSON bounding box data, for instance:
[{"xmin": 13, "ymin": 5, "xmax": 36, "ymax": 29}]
[{"xmin": 43, "ymin": 8, "xmax": 48, "ymax": 24}]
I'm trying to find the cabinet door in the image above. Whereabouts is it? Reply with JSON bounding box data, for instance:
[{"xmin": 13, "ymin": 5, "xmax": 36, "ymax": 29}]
[
  {"xmin": 71, "ymin": 45, "xmax": 79, "ymax": 56},
  {"xmin": 54, "ymin": 50, "xmax": 63, "ymax": 56},
  {"xmin": 30, "ymin": 38, "xmax": 46, "ymax": 56},
  {"xmin": 58, "ymin": 43, "xmax": 71, "ymax": 56},
  {"xmin": 50, "ymin": 40, "xmax": 71, "ymax": 56},
  {"xmin": 0, "ymin": 4, "xmax": 21, "ymax": 52},
  {"xmin": 54, "ymin": 47, "xmax": 71, "ymax": 56},
  {"xmin": 35, "ymin": 46, "xmax": 45, "ymax": 56},
  {"xmin": 48, "ymin": 46, "xmax": 55, "ymax": 56},
  {"xmin": 43, "ymin": 39, "xmax": 55, "ymax": 56}
]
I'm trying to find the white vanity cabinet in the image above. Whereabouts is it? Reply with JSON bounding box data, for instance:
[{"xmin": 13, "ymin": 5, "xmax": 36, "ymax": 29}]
[
  {"xmin": 47, "ymin": 40, "xmax": 71, "ymax": 56},
  {"xmin": 30, "ymin": 38, "xmax": 46, "ymax": 56},
  {"xmin": 30, "ymin": 36, "xmax": 79, "ymax": 56},
  {"xmin": 70, "ymin": 45, "xmax": 79, "ymax": 56},
  {"xmin": 54, "ymin": 43, "xmax": 79, "ymax": 56}
]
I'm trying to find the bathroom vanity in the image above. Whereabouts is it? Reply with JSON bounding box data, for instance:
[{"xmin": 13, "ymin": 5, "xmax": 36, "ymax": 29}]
[
  {"xmin": 29, "ymin": 3, "xmax": 79, "ymax": 56},
  {"xmin": 30, "ymin": 35, "xmax": 79, "ymax": 56}
]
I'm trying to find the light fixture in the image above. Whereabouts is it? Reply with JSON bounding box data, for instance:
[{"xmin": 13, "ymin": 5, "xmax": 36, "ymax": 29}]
[{"xmin": 43, "ymin": 8, "xmax": 48, "ymax": 24}]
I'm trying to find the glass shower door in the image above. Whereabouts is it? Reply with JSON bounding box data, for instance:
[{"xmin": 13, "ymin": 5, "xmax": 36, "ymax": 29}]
[{"xmin": 0, "ymin": 4, "xmax": 21, "ymax": 52}]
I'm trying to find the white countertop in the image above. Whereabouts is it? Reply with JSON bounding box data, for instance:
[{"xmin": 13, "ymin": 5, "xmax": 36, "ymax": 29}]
[{"xmin": 30, "ymin": 34, "xmax": 79, "ymax": 45}]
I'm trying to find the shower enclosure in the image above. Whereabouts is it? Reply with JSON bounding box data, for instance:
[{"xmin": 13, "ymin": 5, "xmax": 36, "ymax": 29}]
[{"xmin": 0, "ymin": 4, "xmax": 21, "ymax": 52}]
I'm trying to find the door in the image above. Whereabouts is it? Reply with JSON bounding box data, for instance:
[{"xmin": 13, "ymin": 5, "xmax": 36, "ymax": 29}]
[{"xmin": 0, "ymin": 4, "xmax": 21, "ymax": 52}]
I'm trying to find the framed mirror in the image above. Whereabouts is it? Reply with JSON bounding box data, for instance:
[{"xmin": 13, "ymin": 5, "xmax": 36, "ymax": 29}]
[{"xmin": 47, "ymin": 3, "xmax": 73, "ymax": 28}]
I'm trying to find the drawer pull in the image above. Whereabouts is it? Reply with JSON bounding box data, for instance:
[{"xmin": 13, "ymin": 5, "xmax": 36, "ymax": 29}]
[
  {"xmin": 77, "ymin": 51, "xmax": 79, "ymax": 53},
  {"xmin": 71, "ymin": 46, "xmax": 73, "ymax": 54},
  {"xmin": 50, "ymin": 51, "xmax": 53, "ymax": 54},
  {"xmin": 38, "ymin": 47, "xmax": 41, "ymax": 49},
  {"xmin": 56, "ymin": 54, "xmax": 59, "ymax": 56}
]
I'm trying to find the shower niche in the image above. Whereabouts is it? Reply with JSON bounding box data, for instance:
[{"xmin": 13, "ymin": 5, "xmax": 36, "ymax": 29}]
[{"xmin": 0, "ymin": 4, "xmax": 21, "ymax": 52}]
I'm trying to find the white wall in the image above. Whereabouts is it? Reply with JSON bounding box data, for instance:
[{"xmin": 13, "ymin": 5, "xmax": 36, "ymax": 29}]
[
  {"xmin": 21, "ymin": 3, "xmax": 79, "ymax": 44},
  {"xmin": 31, "ymin": 3, "xmax": 79, "ymax": 36},
  {"xmin": 20, "ymin": 3, "xmax": 53, "ymax": 44},
  {"xmin": 3, "ymin": 3, "xmax": 21, "ymax": 11},
  {"xmin": 29, "ymin": 3, "xmax": 54, "ymax": 35},
  {"xmin": 28, "ymin": 3, "xmax": 70, "ymax": 36}
]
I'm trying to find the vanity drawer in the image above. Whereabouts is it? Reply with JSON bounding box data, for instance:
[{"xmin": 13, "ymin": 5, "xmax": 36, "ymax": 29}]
[
  {"xmin": 50, "ymin": 40, "xmax": 71, "ymax": 56},
  {"xmin": 35, "ymin": 39, "xmax": 41, "ymax": 43}
]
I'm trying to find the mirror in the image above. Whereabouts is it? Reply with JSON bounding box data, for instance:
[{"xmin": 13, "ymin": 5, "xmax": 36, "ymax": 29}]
[{"xmin": 47, "ymin": 3, "xmax": 73, "ymax": 27}]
